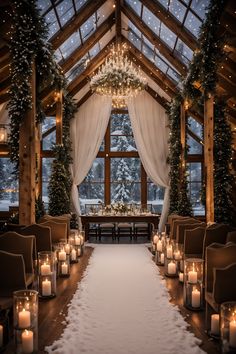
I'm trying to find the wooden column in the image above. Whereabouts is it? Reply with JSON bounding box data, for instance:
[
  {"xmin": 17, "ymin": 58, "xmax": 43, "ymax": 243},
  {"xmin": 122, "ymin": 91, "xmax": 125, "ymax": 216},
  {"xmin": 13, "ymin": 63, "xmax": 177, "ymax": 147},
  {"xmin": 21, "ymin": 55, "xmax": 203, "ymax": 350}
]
[
  {"xmin": 19, "ymin": 62, "xmax": 36, "ymax": 225},
  {"xmin": 35, "ymin": 123, "xmax": 41, "ymax": 199},
  {"xmin": 204, "ymin": 94, "xmax": 214, "ymax": 223},
  {"xmin": 180, "ymin": 102, "xmax": 186, "ymax": 178},
  {"xmin": 55, "ymin": 90, "xmax": 63, "ymax": 145}
]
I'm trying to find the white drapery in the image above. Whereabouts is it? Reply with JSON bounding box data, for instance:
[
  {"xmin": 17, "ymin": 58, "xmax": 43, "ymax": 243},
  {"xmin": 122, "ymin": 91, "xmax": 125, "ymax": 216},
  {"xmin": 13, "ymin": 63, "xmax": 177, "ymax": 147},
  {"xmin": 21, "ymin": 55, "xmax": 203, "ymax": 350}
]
[
  {"xmin": 127, "ymin": 91, "xmax": 170, "ymax": 231},
  {"xmin": 70, "ymin": 94, "xmax": 112, "ymax": 225}
]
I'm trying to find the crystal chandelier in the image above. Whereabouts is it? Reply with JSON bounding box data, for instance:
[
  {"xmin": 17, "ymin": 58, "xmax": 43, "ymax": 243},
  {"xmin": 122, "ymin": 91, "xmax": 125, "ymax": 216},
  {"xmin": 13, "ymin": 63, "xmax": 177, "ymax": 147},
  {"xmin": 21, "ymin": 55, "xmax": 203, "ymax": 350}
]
[{"xmin": 90, "ymin": 43, "xmax": 146, "ymax": 106}]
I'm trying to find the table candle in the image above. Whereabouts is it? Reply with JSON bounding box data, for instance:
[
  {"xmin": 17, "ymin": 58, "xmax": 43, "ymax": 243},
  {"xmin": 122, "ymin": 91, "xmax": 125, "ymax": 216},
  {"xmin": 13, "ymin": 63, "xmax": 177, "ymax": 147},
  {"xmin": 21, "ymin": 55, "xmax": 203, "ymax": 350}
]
[
  {"xmin": 65, "ymin": 244, "xmax": 70, "ymax": 255},
  {"xmin": 75, "ymin": 236, "xmax": 81, "ymax": 246},
  {"xmin": 40, "ymin": 262, "xmax": 51, "ymax": 276},
  {"xmin": 22, "ymin": 330, "xmax": 34, "ymax": 354},
  {"xmin": 156, "ymin": 240, "xmax": 162, "ymax": 252},
  {"xmin": 166, "ymin": 247, "xmax": 173, "ymax": 259},
  {"xmin": 71, "ymin": 249, "xmax": 77, "ymax": 261},
  {"xmin": 58, "ymin": 250, "xmax": 66, "ymax": 261},
  {"xmin": 168, "ymin": 261, "xmax": 176, "ymax": 275},
  {"xmin": 0, "ymin": 324, "xmax": 3, "ymax": 347},
  {"xmin": 211, "ymin": 314, "xmax": 220, "ymax": 336},
  {"xmin": 153, "ymin": 235, "xmax": 159, "ymax": 244},
  {"xmin": 179, "ymin": 272, "xmax": 184, "ymax": 282},
  {"xmin": 61, "ymin": 262, "xmax": 68, "ymax": 275},
  {"xmin": 188, "ymin": 269, "xmax": 198, "ymax": 284},
  {"xmin": 174, "ymin": 250, "xmax": 181, "ymax": 260},
  {"xmin": 229, "ymin": 320, "xmax": 236, "ymax": 348},
  {"xmin": 18, "ymin": 308, "xmax": 31, "ymax": 328},
  {"xmin": 42, "ymin": 278, "xmax": 51, "ymax": 296},
  {"xmin": 191, "ymin": 288, "xmax": 200, "ymax": 308},
  {"xmin": 160, "ymin": 253, "xmax": 164, "ymax": 264}
]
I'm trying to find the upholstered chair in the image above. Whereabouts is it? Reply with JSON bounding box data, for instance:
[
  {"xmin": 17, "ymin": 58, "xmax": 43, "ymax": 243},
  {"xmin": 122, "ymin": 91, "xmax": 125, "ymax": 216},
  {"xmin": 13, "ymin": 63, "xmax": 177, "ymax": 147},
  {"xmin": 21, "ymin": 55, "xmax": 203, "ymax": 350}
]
[
  {"xmin": 184, "ymin": 226, "xmax": 206, "ymax": 258},
  {"xmin": 39, "ymin": 220, "xmax": 67, "ymax": 244},
  {"xmin": 20, "ymin": 223, "xmax": 52, "ymax": 257}
]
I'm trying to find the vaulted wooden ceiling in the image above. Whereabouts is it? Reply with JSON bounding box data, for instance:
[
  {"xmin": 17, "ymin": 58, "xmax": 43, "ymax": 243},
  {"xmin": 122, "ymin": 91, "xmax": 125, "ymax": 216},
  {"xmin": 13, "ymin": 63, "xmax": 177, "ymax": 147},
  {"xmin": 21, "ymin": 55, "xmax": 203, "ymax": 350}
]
[{"xmin": 0, "ymin": 0, "xmax": 236, "ymax": 129}]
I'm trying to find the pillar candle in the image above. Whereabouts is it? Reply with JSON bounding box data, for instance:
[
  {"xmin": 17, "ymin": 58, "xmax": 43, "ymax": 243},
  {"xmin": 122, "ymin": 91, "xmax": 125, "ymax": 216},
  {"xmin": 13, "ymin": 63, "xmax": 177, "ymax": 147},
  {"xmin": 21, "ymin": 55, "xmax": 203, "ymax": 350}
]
[
  {"xmin": 160, "ymin": 253, "xmax": 164, "ymax": 264},
  {"xmin": 168, "ymin": 261, "xmax": 176, "ymax": 275},
  {"xmin": 179, "ymin": 272, "xmax": 184, "ymax": 282},
  {"xmin": 79, "ymin": 236, "xmax": 84, "ymax": 245},
  {"xmin": 40, "ymin": 263, "xmax": 51, "ymax": 276},
  {"xmin": 22, "ymin": 330, "xmax": 34, "ymax": 354},
  {"xmin": 156, "ymin": 240, "xmax": 162, "ymax": 252},
  {"xmin": 153, "ymin": 235, "xmax": 159, "ymax": 244},
  {"xmin": 61, "ymin": 262, "xmax": 68, "ymax": 275},
  {"xmin": 42, "ymin": 278, "xmax": 52, "ymax": 296},
  {"xmin": 211, "ymin": 314, "xmax": 220, "ymax": 336},
  {"xmin": 166, "ymin": 247, "xmax": 173, "ymax": 259},
  {"xmin": 191, "ymin": 288, "xmax": 200, "ymax": 308},
  {"xmin": 18, "ymin": 308, "xmax": 31, "ymax": 328},
  {"xmin": 71, "ymin": 249, "xmax": 77, "ymax": 261},
  {"xmin": 58, "ymin": 250, "xmax": 66, "ymax": 261},
  {"xmin": 229, "ymin": 320, "xmax": 236, "ymax": 348},
  {"xmin": 188, "ymin": 270, "xmax": 197, "ymax": 284},
  {"xmin": 77, "ymin": 247, "xmax": 81, "ymax": 257},
  {"xmin": 65, "ymin": 244, "xmax": 70, "ymax": 255},
  {"xmin": 0, "ymin": 325, "xmax": 3, "ymax": 347},
  {"xmin": 174, "ymin": 250, "xmax": 181, "ymax": 260},
  {"xmin": 75, "ymin": 236, "xmax": 81, "ymax": 246}
]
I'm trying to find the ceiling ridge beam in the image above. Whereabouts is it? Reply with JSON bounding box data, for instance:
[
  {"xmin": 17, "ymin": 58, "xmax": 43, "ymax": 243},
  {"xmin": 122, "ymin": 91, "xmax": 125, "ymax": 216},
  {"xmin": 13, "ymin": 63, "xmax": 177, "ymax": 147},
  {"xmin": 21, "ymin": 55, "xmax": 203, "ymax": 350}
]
[
  {"xmin": 121, "ymin": 4, "xmax": 187, "ymax": 76},
  {"xmin": 61, "ymin": 12, "xmax": 115, "ymax": 74},
  {"xmin": 140, "ymin": 0, "xmax": 197, "ymax": 52},
  {"xmin": 116, "ymin": 0, "xmax": 122, "ymax": 42},
  {"xmin": 50, "ymin": 0, "xmax": 107, "ymax": 50}
]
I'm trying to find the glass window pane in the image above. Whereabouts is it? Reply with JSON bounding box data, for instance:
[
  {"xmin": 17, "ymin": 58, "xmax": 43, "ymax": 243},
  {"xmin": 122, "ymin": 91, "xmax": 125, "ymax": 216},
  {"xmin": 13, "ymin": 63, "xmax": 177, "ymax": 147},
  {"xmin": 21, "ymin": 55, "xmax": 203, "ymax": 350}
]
[
  {"xmin": 147, "ymin": 182, "xmax": 165, "ymax": 213},
  {"xmin": 142, "ymin": 42, "xmax": 155, "ymax": 62},
  {"xmin": 42, "ymin": 158, "xmax": 54, "ymax": 210},
  {"xmin": 58, "ymin": 31, "xmax": 81, "ymax": 60},
  {"xmin": 37, "ymin": 0, "xmax": 51, "ymax": 14},
  {"xmin": 187, "ymin": 135, "xmax": 203, "ymax": 154},
  {"xmin": 65, "ymin": 54, "xmax": 89, "ymax": 83},
  {"xmin": 56, "ymin": 0, "xmax": 74, "ymax": 27},
  {"xmin": 167, "ymin": 67, "xmax": 181, "ymax": 83},
  {"xmin": 155, "ymin": 0, "xmax": 168, "ymax": 9},
  {"xmin": 191, "ymin": 0, "xmax": 210, "ymax": 20},
  {"xmin": 110, "ymin": 113, "xmax": 136, "ymax": 151},
  {"xmin": 111, "ymin": 183, "xmax": 141, "ymax": 203},
  {"xmin": 124, "ymin": 0, "xmax": 142, "ymax": 16},
  {"xmin": 187, "ymin": 162, "xmax": 204, "ymax": 216},
  {"xmin": 142, "ymin": 6, "xmax": 160, "ymax": 33},
  {"xmin": 128, "ymin": 31, "xmax": 142, "ymax": 51},
  {"xmin": 75, "ymin": 0, "xmax": 88, "ymax": 12},
  {"xmin": 188, "ymin": 162, "xmax": 202, "ymax": 182},
  {"xmin": 188, "ymin": 116, "xmax": 203, "ymax": 139},
  {"xmin": 184, "ymin": 11, "xmax": 202, "ymax": 38},
  {"xmin": 169, "ymin": 0, "xmax": 187, "ymax": 23},
  {"xmin": 89, "ymin": 43, "xmax": 100, "ymax": 59},
  {"xmin": 80, "ymin": 14, "xmax": 96, "ymax": 41},
  {"xmin": 174, "ymin": 38, "xmax": 193, "ymax": 64},
  {"xmin": 0, "ymin": 158, "xmax": 19, "ymax": 210},
  {"xmin": 45, "ymin": 9, "xmax": 60, "ymax": 39},
  {"xmin": 155, "ymin": 56, "xmax": 168, "ymax": 73},
  {"xmin": 160, "ymin": 23, "xmax": 177, "ymax": 49}
]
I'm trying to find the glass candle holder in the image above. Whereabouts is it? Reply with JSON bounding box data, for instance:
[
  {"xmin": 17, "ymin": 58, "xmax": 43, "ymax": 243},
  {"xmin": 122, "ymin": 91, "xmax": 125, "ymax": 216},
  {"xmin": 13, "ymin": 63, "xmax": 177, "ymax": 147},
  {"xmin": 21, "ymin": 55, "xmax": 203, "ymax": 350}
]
[
  {"xmin": 221, "ymin": 301, "xmax": 236, "ymax": 353},
  {"xmin": 155, "ymin": 235, "xmax": 165, "ymax": 266},
  {"xmin": 57, "ymin": 247, "xmax": 70, "ymax": 277},
  {"xmin": 174, "ymin": 243, "xmax": 184, "ymax": 273},
  {"xmin": 184, "ymin": 258, "xmax": 204, "ymax": 310},
  {"xmin": 151, "ymin": 230, "xmax": 159, "ymax": 254},
  {"xmin": 164, "ymin": 241, "xmax": 178, "ymax": 277},
  {"xmin": 13, "ymin": 290, "xmax": 38, "ymax": 353},
  {"xmin": 38, "ymin": 252, "xmax": 56, "ymax": 299}
]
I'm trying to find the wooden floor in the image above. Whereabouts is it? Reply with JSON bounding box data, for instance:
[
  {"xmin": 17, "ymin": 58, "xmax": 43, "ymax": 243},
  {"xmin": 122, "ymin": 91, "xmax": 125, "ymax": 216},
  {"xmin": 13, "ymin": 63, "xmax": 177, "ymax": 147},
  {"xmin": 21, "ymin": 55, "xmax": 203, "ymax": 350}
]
[{"xmin": 5, "ymin": 239, "xmax": 222, "ymax": 353}]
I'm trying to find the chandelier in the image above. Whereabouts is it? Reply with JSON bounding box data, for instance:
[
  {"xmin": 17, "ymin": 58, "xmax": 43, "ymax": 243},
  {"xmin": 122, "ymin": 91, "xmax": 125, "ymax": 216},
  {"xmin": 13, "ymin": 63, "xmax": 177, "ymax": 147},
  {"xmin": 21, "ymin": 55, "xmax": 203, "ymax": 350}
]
[{"xmin": 90, "ymin": 43, "xmax": 146, "ymax": 106}]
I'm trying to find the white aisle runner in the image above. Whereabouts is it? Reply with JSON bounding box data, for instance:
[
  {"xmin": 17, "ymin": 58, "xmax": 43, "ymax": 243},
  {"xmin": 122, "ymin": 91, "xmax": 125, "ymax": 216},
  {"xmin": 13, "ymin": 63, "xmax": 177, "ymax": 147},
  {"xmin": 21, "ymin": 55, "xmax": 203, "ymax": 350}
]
[{"xmin": 46, "ymin": 245, "xmax": 205, "ymax": 354}]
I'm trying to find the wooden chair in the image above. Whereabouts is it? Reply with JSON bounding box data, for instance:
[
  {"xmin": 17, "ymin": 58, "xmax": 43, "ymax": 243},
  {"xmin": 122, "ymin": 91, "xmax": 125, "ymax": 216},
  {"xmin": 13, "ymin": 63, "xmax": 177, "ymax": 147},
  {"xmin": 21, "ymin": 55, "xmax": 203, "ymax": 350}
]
[
  {"xmin": 117, "ymin": 223, "xmax": 133, "ymax": 241},
  {"xmin": 39, "ymin": 220, "xmax": 67, "ymax": 244},
  {"xmin": 20, "ymin": 224, "xmax": 52, "ymax": 257},
  {"xmin": 39, "ymin": 214, "xmax": 71, "ymax": 237},
  {"xmin": 184, "ymin": 226, "xmax": 206, "ymax": 258},
  {"xmin": 176, "ymin": 222, "xmax": 206, "ymax": 244},
  {"xmin": 167, "ymin": 214, "xmax": 189, "ymax": 238},
  {"xmin": 98, "ymin": 223, "xmax": 116, "ymax": 241},
  {"xmin": 203, "ymin": 223, "xmax": 233, "ymax": 259},
  {"xmin": 205, "ymin": 243, "xmax": 236, "ymax": 329},
  {"xmin": 171, "ymin": 218, "xmax": 200, "ymax": 240},
  {"xmin": 226, "ymin": 231, "xmax": 236, "ymax": 243},
  {"xmin": 0, "ymin": 232, "xmax": 35, "ymax": 287},
  {"xmin": 133, "ymin": 222, "xmax": 152, "ymax": 240}
]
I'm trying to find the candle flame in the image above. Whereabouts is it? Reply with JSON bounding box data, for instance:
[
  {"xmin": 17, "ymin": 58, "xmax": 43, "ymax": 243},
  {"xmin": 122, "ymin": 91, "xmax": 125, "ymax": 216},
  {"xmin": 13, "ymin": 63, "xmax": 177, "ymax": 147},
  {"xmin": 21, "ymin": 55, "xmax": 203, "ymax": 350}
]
[{"xmin": 25, "ymin": 329, "xmax": 29, "ymax": 335}]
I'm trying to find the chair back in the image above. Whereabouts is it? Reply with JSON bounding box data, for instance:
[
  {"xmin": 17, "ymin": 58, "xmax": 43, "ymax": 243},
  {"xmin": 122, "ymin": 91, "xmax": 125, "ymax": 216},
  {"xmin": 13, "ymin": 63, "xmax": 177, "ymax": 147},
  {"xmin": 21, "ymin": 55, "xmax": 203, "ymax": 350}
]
[
  {"xmin": 203, "ymin": 224, "xmax": 233, "ymax": 258},
  {"xmin": 184, "ymin": 226, "xmax": 206, "ymax": 257},
  {"xmin": 213, "ymin": 263, "xmax": 236, "ymax": 304},
  {"xmin": 40, "ymin": 221, "xmax": 67, "ymax": 243},
  {"xmin": 20, "ymin": 224, "xmax": 52, "ymax": 256},
  {"xmin": 171, "ymin": 218, "xmax": 199, "ymax": 240},
  {"xmin": 0, "ymin": 251, "xmax": 27, "ymax": 297},
  {"xmin": 167, "ymin": 215, "xmax": 188, "ymax": 237},
  {"xmin": 177, "ymin": 222, "xmax": 206, "ymax": 244},
  {"xmin": 205, "ymin": 242, "xmax": 236, "ymax": 293},
  {"xmin": 227, "ymin": 231, "xmax": 236, "ymax": 243},
  {"xmin": 0, "ymin": 232, "xmax": 35, "ymax": 274},
  {"xmin": 39, "ymin": 215, "xmax": 70, "ymax": 237}
]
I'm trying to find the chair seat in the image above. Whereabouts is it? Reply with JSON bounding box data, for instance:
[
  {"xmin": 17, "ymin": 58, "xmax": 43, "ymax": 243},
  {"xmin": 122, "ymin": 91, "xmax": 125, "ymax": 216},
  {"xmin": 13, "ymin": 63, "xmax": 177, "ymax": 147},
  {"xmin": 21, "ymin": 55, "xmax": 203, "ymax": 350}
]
[
  {"xmin": 100, "ymin": 223, "xmax": 115, "ymax": 228},
  {"xmin": 117, "ymin": 223, "xmax": 132, "ymax": 228},
  {"xmin": 134, "ymin": 223, "xmax": 149, "ymax": 229}
]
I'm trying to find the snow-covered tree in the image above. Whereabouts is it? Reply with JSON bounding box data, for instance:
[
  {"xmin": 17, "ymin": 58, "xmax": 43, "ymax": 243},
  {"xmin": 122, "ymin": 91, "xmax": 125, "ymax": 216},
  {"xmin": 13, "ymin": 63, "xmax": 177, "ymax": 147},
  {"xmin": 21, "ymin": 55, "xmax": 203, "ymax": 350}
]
[{"xmin": 113, "ymin": 158, "xmax": 131, "ymax": 202}]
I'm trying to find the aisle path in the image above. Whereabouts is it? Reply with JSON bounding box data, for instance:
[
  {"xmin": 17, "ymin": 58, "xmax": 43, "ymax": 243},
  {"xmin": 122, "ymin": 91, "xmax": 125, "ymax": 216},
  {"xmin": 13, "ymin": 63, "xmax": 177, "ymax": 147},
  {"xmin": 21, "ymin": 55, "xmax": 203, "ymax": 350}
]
[{"xmin": 46, "ymin": 245, "xmax": 204, "ymax": 354}]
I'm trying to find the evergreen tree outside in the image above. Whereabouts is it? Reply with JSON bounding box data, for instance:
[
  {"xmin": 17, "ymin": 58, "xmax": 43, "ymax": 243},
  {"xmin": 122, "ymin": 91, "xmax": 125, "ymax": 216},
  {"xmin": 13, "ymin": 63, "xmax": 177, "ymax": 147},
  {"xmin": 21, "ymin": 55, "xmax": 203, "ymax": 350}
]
[{"xmin": 113, "ymin": 158, "xmax": 131, "ymax": 202}]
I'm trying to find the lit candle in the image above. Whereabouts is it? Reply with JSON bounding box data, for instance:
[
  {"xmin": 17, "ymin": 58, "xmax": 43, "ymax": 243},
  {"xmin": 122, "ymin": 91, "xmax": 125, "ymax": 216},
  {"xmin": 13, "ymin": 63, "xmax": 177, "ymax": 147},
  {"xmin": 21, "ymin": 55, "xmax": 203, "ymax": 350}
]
[
  {"xmin": 179, "ymin": 272, "xmax": 184, "ymax": 282},
  {"xmin": 229, "ymin": 320, "xmax": 236, "ymax": 348},
  {"xmin": 168, "ymin": 261, "xmax": 176, "ymax": 275},
  {"xmin": 61, "ymin": 262, "xmax": 68, "ymax": 275},
  {"xmin": 191, "ymin": 288, "xmax": 200, "ymax": 308},
  {"xmin": 58, "ymin": 250, "xmax": 66, "ymax": 261},
  {"xmin": 40, "ymin": 262, "xmax": 51, "ymax": 276},
  {"xmin": 18, "ymin": 308, "xmax": 31, "ymax": 328},
  {"xmin": 160, "ymin": 253, "xmax": 164, "ymax": 264},
  {"xmin": 174, "ymin": 250, "xmax": 181, "ymax": 260},
  {"xmin": 166, "ymin": 247, "xmax": 173, "ymax": 259},
  {"xmin": 65, "ymin": 244, "xmax": 70, "ymax": 255},
  {"xmin": 156, "ymin": 240, "xmax": 162, "ymax": 252},
  {"xmin": 77, "ymin": 248, "xmax": 81, "ymax": 257},
  {"xmin": 75, "ymin": 236, "xmax": 81, "ymax": 246},
  {"xmin": 22, "ymin": 330, "xmax": 34, "ymax": 353},
  {"xmin": 153, "ymin": 235, "xmax": 159, "ymax": 244},
  {"xmin": 79, "ymin": 236, "xmax": 84, "ymax": 245},
  {"xmin": 188, "ymin": 265, "xmax": 198, "ymax": 284},
  {"xmin": 0, "ymin": 324, "xmax": 3, "ymax": 347},
  {"xmin": 71, "ymin": 249, "xmax": 77, "ymax": 261},
  {"xmin": 42, "ymin": 278, "xmax": 51, "ymax": 296},
  {"xmin": 211, "ymin": 314, "xmax": 220, "ymax": 336}
]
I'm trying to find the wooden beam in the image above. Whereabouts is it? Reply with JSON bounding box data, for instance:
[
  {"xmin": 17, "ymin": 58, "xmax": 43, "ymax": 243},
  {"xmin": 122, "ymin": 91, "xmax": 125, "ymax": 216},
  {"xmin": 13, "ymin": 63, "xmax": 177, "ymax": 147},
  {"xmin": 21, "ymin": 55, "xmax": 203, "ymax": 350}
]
[
  {"xmin": 116, "ymin": 0, "xmax": 121, "ymax": 42},
  {"xmin": 140, "ymin": 0, "xmax": 197, "ymax": 52},
  {"xmin": 19, "ymin": 61, "xmax": 36, "ymax": 225},
  {"xmin": 55, "ymin": 90, "xmax": 63, "ymax": 145},
  {"xmin": 145, "ymin": 85, "xmax": 169, "ymax": 109},
  {"xmin": 61, "ymin": 13, "xmax": 115, "ymax": 74},
  {"xmin": 204, "ymin": 94, "xmax": 214, "ymax": 223},
  {"xmin": 50, "ymin": 0, "xmax": 107, "ymax": 50},
  {"xmin": 121, "ymin": 4, "xmax": 187, "ymax": 76},
  {"xmin": 76, "ymin": 89, "xmax": 93, "ymax": 108}
]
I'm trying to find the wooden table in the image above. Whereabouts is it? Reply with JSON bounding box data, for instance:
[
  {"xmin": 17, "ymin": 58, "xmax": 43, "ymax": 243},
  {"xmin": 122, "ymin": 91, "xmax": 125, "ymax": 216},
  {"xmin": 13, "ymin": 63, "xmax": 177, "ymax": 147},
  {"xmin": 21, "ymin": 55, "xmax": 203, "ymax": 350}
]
[{"xmin": 81, "ymin": 214, "xmax": 160, "ymax": 240}]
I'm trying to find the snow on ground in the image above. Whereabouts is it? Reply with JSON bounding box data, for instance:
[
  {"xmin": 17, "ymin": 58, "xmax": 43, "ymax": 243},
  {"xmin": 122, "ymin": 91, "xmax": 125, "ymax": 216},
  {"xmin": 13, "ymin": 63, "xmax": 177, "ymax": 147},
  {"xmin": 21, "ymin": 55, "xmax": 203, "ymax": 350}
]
[{"xmin": 45, "ymin": 245, "xmax": 205, "ymax": 354}]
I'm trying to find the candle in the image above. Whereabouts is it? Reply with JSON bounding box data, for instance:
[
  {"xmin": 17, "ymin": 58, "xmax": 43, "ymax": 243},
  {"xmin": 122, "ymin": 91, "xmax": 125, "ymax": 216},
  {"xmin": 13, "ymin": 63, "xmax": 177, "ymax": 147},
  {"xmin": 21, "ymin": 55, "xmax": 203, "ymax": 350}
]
[
  {"xmin": 65, "ymin": 244, "xmax": 70, "ymax": 255},
  {"xmin": 191, "ymin": 288, "xmax": 200, "ymax": 308},
  {"xmin": 22, "ymin": 330, "xmax": 34, "ymax": 353},
  {"xmin": 42, "ymin": 278, "xmax": 51, "ymax": 296},
  {"xmin": 179, "ymin": 272, "xmax": 184, "ymax": 282},
  {"xmin": 18, "ymin": 308, "xmax": 31, "ymax": 328},
  {"xmin": 166, "ymin": 247, "xmax": 173, "ymax": 259},
  {"xmin": 160, "ymin": 253, "xmax": 164, "ymax": 264},
  {"xmin": 152, "ymin": 243, "xmax": 156, "ymax": 252},
  {"xmin": 156, "ymin": 240, "xmax": 162, "ymax": 252},
  {"xmin": 168, "ymin": 261, "xmax": 176, "ymax": 275},
  {"xmin": 188, "ymin": 267, "xmax": 198, "ymax": 284},
  {"xmin": 71, "ymin": 249, "xmax": 77, "ymax": 261},
  {"xmin": 229, "ymin": 320, "xmax": 236, "ymax": 348},
  {"xmin": 174, "ymin": 250, "xmax": 181, "ymax": 260},
  {"xmin": 40, "ymin": 262, "xmax": 51, "ymax": 276},
  {"xmin": 153, "ymin": 235, "xmax": 159, "ymax": 244},
  {"xmin": 77, "ymin": 248, "xmax": 81, "ymax": 257},
  {"xmin": 61, "ymin": 262, "xmax": 68, "ymax": 275},
  {"xmin": 79, "ymin": 236, "xmax": 84, "ymax": 245},
  {"xmin": 211, "ymin": 314, "xmax": 220, "ymax": 336},
  {"xmin": 75, "ymin": 236, "xmax": 81, "ymax": 246},
  {"xmin": 0, "ymin": 325, "xmax": 3, "ymax": 347},
  {"xmin": 58, "ymin": 250, "xmax": 66, "ymax": 261}
]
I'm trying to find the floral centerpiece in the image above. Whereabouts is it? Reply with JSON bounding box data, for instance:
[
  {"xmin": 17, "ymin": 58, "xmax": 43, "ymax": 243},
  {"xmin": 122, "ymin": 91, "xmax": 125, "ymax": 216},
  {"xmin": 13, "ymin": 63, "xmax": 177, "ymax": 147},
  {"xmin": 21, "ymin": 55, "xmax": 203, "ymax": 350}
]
[{"xmin": 104, "ymin": 202, "xmax": 132, "ymax": 215}]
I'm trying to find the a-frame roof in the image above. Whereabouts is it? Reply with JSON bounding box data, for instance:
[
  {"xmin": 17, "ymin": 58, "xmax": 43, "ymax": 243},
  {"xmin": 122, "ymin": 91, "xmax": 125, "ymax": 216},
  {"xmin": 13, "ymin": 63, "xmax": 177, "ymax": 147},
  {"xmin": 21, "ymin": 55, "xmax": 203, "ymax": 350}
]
[{"xmin": 0, "ymin": 0, "xmax": 236, "ymax": 128}]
